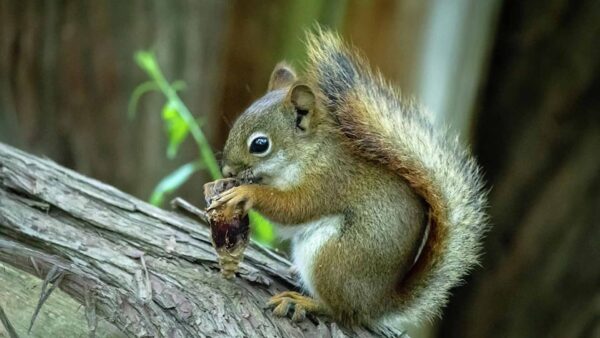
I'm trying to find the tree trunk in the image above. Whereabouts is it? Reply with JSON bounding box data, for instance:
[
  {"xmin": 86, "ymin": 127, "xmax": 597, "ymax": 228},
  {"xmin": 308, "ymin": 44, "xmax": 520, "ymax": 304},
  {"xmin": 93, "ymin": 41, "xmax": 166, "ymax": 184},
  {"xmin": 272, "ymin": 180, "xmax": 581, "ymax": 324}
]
[
  {"xmin": 0, "ymin": 142, "xmax": 403, "ymax": 338},
  {"xmin": 441, "ymin": 0, "xmax": 600, "ymax": 337}
]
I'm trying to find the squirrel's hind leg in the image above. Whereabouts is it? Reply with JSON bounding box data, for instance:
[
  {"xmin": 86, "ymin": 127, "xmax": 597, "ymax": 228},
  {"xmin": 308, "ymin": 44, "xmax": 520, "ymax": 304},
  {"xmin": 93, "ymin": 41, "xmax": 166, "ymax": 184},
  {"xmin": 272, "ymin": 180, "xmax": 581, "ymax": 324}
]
[{"xmin": 267, "ymin": 291, "xmax": 327, "ymax": 322}]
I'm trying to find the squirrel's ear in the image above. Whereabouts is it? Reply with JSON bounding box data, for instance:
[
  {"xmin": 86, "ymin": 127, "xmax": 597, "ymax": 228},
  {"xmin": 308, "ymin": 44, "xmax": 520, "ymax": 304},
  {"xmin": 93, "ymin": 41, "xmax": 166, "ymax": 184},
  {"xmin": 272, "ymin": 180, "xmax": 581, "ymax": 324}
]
[
  {"xmin": 268, "ymin": 62, "xmax": 297, "ymax": 91},
  {"xmin": 290, "ymin": 84, "xmax": 316, "ymax": 132}
]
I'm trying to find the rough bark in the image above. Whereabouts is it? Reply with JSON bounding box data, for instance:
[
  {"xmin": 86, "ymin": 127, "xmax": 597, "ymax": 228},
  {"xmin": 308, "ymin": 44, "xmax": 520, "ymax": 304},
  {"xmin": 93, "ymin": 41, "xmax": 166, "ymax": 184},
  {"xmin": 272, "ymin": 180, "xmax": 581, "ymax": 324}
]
[{"xmin": 0, "ymin": 142, "xmax": 403, "ymax": 338}]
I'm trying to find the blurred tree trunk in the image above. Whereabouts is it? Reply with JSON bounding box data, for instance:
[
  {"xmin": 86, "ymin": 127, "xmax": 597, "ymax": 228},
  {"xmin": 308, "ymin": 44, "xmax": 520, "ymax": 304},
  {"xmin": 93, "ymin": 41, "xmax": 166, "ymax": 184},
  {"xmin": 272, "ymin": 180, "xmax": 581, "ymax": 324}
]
[
  {"xmin": 0, "ymin": 0, "xmax": 229, "ymax": 201},
  {"xmin": 441, "ymin": 1, "xmax": 600, "ymax": 337},
  {"xmin": 214, "ymin": 1, "xmax": 289, "ymax": 148},
  {"xmin": 343, "ymin": 1, "xmax": 430, "ymax": 100},
  {"xmin": 344, "ymin": 0, "xmax": 500, "ymax": 137},
  {"xmin": 415, "ymin": 0, "xmax": 500, "ymax": 135}
]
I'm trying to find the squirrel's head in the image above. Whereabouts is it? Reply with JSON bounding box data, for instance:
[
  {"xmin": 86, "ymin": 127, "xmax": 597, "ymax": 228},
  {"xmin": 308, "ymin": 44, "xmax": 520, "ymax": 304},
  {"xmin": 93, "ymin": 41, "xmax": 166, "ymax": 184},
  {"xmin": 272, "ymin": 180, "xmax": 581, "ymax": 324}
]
[{"xmin": 221, "ymin": 62, "xmax": 327, "ymax": 189}]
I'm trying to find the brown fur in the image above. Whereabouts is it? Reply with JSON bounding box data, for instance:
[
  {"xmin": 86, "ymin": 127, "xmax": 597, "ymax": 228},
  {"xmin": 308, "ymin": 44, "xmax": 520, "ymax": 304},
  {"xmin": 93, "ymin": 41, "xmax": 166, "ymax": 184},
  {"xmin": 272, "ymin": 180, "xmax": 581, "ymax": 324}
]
[{"xmin": 215, "ymin": 28, "xmax": 488, "ymax": 326}]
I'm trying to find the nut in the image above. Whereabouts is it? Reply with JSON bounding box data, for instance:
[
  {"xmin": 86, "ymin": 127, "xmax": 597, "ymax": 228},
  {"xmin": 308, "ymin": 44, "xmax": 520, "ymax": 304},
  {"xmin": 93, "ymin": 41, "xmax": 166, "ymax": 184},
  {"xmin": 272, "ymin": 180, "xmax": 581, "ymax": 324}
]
[{"xmin": 204, "ymin": 178, "xmax": 250, "ymax": 279}]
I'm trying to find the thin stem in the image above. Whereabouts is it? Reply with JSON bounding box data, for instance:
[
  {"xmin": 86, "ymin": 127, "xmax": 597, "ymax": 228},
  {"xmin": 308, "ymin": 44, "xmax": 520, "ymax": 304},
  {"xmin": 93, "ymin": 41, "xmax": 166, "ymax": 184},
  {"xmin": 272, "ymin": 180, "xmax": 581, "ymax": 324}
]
[{"xmin": 136, "ymin": 52, "xmax": 222, "ymax": 179}]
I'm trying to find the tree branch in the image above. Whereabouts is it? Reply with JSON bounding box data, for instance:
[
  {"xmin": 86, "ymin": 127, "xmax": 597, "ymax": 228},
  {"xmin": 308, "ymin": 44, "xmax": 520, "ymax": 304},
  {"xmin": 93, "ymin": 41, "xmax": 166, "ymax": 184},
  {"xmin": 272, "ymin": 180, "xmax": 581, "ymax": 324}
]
[{"xmin": 0, "ymin": 143, "xmax": 402, "ymax": 337}]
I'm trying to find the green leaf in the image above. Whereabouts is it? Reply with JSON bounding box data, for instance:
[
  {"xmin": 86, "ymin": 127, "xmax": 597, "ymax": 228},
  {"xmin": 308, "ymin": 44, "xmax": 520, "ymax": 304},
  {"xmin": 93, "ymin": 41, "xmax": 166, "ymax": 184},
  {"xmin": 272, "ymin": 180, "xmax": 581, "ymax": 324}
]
[
  {"xmin": 249, "ymin": 211, "xmax": 276, "ymax": 245},
  {"xmin": 150, "ymin": 161, "xmax": 202, "ymax": 206},
  {"xmin": 171, "ymin": 80, "xmax": 187, "ymax": 91},
  {"xmin": 134, "ymin": 51, "xmax": 158, "ymax": 75},
  {"xmin": 127, "ymin": 81, "xmax": 159, "ymax": 120},
  {"xmin": 162, "ymin": 103, "xmax": 190, "ymax": 159}
]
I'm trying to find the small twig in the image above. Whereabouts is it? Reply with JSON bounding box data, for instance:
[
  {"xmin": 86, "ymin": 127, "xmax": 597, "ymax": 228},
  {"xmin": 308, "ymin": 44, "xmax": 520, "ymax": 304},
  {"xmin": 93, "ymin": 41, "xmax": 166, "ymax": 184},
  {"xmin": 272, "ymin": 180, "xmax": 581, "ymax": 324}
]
[
  {"xmin": 29, "ymin": 266, "xmax": 65, "ymax": 333},
  {"xmin": 30, "ymin": 257, "xmax": 41, "ymax": 277},
  {"xmin": 0, "ymin": 303, "xmax": 20, "ymax": 338},
  {"xmin": 170, "ymin": 197, "xmax": 208, "ymax": 223},
  {"xmin": 373, "ymin": 326, "xmax": 410, "ymax": 338},
  {"xmin": 84, "ymin": 287, "xmax": 97, "ymax": 338},
  {"xmin": 251, "ymin": 241, "xmax": 290, "ymax": 265},
  {"xmin": 12, "ymin": 195, "xmax": 50, "ymax": 212},
  {"xmin": 134, "ymin": 255, "xmax": 152, "ymax": 304}
]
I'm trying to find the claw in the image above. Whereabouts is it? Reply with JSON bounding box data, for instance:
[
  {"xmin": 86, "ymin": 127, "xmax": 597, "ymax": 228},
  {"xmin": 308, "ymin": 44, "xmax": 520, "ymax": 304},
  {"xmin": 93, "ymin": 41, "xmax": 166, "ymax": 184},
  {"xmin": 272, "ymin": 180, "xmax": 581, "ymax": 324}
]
[
  {"xmin": 207, "ymin": 200, "xmax": 222, "ymax": 211},
  {"xmin": 270, "ymin": 291, "xmax": 305, "ymax": 301},
  {"xmin": 271, "ymin": 298, "xmax": 291, "ymax": 317},
  {"xmin": 266, "ymin": 296, "xmax": 283, "ymax": 308},
  {"xmin": 291, "ymin": 306, "xmax": 306, "ymax": 322},
  {"xmin": 207, "ymin": 189, "xmax": 235, "ymax": 211},
  {"xmin": 267, "ymin": 292, "xmax": 323, "ymax": 322}
]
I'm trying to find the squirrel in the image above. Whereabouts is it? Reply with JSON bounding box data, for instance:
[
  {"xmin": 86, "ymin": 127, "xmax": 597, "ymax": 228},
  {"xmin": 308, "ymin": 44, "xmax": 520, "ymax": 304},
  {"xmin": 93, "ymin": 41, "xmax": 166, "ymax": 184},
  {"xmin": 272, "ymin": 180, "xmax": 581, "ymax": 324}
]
[{"xmin": 208, "ymin": 29, "xmax": 488, "ymax": 326}]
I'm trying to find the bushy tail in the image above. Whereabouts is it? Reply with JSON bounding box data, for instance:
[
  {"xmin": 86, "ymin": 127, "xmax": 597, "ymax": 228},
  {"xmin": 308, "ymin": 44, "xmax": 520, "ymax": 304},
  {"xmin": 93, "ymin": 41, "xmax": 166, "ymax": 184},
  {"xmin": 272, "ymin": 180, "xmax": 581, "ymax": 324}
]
[{"xmin": 304, "ymin": 29, "xmax": 489, "ymax": 323}]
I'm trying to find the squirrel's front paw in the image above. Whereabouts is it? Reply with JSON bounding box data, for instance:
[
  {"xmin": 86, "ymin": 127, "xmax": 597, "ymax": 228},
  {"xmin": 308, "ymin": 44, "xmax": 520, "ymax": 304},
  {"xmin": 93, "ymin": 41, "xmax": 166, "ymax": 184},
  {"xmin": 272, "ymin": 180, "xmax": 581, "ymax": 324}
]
[
  {"xmin": 208, "ymin": 185, "xmax": 256, "ymax": 215},
  {"xmin": 267, "ymin": 291, "xmax": 324, "ymax": 322}
]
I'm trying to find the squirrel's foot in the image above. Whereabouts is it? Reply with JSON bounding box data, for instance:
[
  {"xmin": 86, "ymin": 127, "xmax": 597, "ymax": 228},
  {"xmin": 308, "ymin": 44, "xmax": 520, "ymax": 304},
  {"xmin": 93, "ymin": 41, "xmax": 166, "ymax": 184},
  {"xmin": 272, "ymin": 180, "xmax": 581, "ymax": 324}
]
[
  {"xmin": 267, "ymin": 291, "xmax": 324, "ymax": 322},
  {"xmin": 208, "ymin": 185, "xmax": 256, "ymax": 215}
]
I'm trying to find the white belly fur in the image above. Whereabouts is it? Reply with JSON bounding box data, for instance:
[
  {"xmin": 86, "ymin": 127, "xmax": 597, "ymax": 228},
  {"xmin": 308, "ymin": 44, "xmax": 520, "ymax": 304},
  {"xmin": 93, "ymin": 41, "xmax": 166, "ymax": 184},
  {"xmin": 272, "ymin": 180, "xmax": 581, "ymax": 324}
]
[{"xmin": 285, "ymin": 214, "xmax": 343, "ymax": 298}]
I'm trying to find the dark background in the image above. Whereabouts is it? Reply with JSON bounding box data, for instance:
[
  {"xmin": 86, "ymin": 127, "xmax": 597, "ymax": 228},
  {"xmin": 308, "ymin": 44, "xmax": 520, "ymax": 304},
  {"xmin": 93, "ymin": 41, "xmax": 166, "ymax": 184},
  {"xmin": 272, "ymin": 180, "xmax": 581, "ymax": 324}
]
[{"xmin": 0, "ymin": 1, "xmax": 598, "ymax": 337}]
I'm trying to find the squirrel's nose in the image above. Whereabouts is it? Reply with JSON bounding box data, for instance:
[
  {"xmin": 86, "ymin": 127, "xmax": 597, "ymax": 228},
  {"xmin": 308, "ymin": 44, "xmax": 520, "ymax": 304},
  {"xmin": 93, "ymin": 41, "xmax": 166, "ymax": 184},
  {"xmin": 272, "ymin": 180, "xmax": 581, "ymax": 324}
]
[{"xmin": 222, "ymin": 165, "xmax": 237, "ymax": 178}]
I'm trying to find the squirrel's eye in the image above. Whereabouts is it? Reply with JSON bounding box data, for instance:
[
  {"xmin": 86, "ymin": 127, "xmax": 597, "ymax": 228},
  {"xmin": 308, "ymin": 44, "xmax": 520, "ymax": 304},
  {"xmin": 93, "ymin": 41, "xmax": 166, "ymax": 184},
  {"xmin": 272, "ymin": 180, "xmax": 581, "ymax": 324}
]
[
  {"xmin": 247, "ymin": 133, "xmax": 271, "ymax": 157},
  {"xmin": 250, "ymin": 137, "xmax": 269, "ymax": 154}
]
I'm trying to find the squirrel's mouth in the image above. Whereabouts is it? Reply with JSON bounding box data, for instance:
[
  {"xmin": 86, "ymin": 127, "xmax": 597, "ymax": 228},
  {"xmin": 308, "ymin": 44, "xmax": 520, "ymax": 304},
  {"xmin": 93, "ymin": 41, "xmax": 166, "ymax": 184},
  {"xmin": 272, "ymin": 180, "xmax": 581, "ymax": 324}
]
[{"xmin": 237, "ymin": 168, "xmax": 261, "ymax": 184}]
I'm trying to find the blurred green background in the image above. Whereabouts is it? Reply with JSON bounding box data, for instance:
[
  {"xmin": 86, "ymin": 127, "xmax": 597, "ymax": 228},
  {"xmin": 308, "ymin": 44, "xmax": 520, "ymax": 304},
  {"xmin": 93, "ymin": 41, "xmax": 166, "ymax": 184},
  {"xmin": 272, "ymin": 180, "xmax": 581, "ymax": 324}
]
[{"xmin": 0, "ymin": 1, "xmax": 598, "ymax": 338}]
